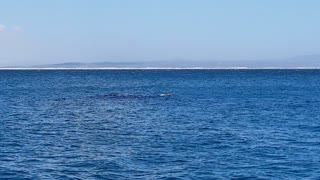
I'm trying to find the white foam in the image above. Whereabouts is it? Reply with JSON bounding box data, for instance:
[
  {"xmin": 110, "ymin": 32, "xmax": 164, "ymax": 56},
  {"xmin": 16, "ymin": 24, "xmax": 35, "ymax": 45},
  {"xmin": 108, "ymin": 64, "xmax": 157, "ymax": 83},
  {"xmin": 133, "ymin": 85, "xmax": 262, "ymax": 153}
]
[{"xmin": 1, "ymin": 67, "xmax": 320, "ymax": 70}]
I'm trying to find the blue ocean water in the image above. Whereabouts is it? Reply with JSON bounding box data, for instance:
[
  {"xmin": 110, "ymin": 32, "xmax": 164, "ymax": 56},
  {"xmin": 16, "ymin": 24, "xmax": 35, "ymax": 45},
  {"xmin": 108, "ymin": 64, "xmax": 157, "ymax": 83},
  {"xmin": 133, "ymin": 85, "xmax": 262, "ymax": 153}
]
[{"xmin": 0, "ymin": 70, "xmax": 320, "ymax": 179}]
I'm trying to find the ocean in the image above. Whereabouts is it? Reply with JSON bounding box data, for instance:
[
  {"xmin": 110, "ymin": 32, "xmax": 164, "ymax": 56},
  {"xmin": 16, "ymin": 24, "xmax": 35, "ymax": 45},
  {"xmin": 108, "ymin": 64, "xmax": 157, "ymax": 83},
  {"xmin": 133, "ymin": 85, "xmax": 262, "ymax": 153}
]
[{"xmin": 0, "ymin": 70, "xmax": 320, "ymax": 179}]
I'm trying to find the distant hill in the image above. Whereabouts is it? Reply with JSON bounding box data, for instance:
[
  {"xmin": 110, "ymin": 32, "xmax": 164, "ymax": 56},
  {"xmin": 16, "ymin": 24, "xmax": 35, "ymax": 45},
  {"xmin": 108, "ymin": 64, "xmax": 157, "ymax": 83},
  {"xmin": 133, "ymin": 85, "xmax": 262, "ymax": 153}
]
[{"xmin": 1, "ymin": 55, "xmax": 320, "ymax": 69}]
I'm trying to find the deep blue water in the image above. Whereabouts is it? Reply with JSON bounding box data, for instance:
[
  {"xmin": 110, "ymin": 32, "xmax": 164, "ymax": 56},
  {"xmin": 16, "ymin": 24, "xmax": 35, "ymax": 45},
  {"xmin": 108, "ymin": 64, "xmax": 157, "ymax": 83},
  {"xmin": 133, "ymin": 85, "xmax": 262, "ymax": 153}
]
[{"xmin": 1, "ymin": 70, "xmax": 320, "ymax": 179}]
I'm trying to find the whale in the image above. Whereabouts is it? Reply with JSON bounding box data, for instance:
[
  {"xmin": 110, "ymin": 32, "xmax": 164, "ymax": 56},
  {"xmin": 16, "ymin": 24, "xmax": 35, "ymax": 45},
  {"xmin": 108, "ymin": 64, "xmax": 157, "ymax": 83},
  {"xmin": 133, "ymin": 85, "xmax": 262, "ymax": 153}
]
[
  {"xmin": 159, "ymin": 93, "xmax": 172, "ymax": 97},
  {"xmin": 90, "ymin": 93, "xmax": 173, "ymax": 100}
]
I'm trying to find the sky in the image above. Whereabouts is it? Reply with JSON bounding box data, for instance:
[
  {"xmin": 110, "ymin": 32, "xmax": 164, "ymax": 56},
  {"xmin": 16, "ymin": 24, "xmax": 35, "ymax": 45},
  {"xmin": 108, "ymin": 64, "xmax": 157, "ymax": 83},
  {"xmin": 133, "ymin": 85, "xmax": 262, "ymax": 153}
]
[{"xmin": 0, "ymin": 0, "xmax": 320, "ymax": 66}]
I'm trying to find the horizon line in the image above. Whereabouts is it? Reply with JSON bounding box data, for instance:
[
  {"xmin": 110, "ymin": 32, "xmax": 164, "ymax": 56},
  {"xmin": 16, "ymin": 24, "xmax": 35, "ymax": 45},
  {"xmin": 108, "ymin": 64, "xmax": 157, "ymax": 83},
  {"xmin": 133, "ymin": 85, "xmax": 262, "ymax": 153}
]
[{"xmin": 1, "ymin": 67, "xmax": 320, "ymax": 70}]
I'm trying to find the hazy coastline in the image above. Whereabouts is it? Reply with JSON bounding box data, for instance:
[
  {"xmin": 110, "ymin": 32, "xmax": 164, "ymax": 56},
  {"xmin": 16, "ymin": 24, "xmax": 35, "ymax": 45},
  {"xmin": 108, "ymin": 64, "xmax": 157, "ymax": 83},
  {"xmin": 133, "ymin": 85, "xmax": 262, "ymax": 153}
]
[{"xmin": 1, "ymin": 67, "xmax": 320, "ymax": 70}]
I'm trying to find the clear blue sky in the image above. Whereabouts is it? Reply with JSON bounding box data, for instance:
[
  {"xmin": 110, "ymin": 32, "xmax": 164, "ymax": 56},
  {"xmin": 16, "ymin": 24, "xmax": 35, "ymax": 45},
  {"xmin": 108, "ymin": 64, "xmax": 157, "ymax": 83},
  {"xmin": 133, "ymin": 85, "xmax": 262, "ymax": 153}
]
[{"xmin": 0, "ymin": 0, "xmax": 319, "ymax": 66}]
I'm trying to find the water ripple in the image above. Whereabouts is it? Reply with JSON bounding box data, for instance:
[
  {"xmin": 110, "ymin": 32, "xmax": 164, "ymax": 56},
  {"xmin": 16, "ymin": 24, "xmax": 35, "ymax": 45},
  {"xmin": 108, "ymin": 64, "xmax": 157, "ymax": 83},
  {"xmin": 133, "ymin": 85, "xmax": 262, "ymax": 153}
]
[{"xmin": 1, "ymin": 70, "xmax": 320, "ymax": 179}]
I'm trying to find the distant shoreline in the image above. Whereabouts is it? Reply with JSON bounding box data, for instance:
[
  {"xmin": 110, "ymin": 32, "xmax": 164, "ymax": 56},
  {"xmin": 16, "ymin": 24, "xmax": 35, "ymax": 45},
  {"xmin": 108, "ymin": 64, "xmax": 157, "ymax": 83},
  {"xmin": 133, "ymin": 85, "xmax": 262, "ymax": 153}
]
[{"xmin": 1, "ymin": 67, "xmax": 320, "ymax": 70}]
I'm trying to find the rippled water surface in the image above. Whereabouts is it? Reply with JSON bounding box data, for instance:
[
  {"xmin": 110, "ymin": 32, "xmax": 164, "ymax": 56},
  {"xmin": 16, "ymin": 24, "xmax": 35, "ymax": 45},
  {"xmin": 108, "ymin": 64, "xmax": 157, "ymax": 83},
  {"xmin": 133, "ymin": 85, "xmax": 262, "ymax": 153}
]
[{"xmin": 1, "ymin": 70, "xmax": 320, "ymax": 179}]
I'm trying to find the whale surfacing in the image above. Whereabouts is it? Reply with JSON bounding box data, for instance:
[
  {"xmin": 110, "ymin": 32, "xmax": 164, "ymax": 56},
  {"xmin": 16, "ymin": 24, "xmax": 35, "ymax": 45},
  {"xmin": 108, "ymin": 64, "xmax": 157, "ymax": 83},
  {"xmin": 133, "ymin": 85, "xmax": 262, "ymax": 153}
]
[{"xmin": 159, "ymin": 93, "xmax": 172, "ymax": 97}]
